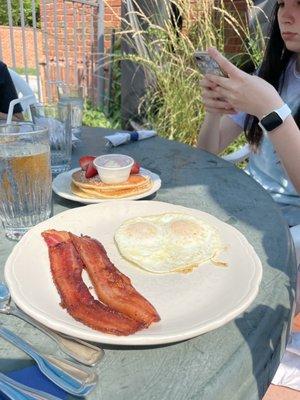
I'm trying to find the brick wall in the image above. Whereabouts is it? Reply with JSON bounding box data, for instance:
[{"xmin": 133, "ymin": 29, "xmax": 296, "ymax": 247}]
[
  {"xmin": 104, "ymin": 0, "xmax": 121, "ymax": 50},
  {"xmin": 188, "ymin": 0, "xmax": 249, "ymax": 54},
  {"xmin": 103, "ymin": 0, "xmax": 249, "ymax": 53},
  {"xmin": 0, "ymin": 0, "xmax": 249, "ymax": 104},
  {"xmin": 39, "ymin": 0, "xmax": 98, "ymax": 102},
  {"xmin": 223, "ymin": 0, "xmax": 249, "ymax": 54},
  {"xmin": 0, "ymin": 26, "xmax": 43, "ymax": 69}
]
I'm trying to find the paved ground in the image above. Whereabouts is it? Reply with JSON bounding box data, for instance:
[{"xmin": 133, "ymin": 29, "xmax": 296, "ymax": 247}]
[{"xmin": 263, "ymin": 314, "xmax": 300, "ymax": 400}]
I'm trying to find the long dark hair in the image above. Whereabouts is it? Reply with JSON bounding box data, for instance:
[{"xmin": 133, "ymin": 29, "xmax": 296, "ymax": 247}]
[{"xmin": 244, "ymin": 3, "xmax": 300, "ymax": 147}]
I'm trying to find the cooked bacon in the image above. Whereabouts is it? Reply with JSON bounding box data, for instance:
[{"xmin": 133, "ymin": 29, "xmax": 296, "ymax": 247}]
[
  {"xmin": 70, "ymin": 233, "xmax": 160, "ymax": 326},
  {"xmin": 42, "ymin": 230, "xmax": 71, "ymax": 247},
  {"xmin": 42, "ymin": 230, "xmax": 143, "ymax": 336}
]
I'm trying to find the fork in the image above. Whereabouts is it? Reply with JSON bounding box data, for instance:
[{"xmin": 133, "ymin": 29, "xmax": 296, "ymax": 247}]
[
  {"xmin": 0, "ymin": 326, "xmax": 98, "ymax": 396},
  {"xmin": 0, "ymin": 281, "xmax": 104, "ymax": 366},
  {"xmin": 0, "ymin": 371, "xmax": 62, "ymax": 400}
]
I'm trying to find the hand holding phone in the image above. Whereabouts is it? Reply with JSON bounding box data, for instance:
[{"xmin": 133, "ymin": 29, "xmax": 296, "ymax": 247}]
[{"xmin": 194, "ymin": 51, "xmax": 227, "ymax": 77}]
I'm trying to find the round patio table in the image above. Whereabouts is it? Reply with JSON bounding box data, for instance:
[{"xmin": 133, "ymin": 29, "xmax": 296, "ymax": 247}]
[{"xmin": 0, "ymin": 127, "xmax": 297, "ymax": 400}]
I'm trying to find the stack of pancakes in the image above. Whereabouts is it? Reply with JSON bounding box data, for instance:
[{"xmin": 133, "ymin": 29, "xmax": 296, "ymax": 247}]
[{"xmin": 71, "ymin": 170, "xmax": 153, "ymax": 199}]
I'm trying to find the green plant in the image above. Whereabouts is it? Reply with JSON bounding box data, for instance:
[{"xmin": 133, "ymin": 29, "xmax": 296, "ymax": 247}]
[
  {"xmin": 105, "ymin": 37, "xmax": 122, "ymax": 127},
  {"xmin": 83, "ymin": 101, "xmax": 121, "ymax": 129},
  {"xmin": 220, "ymin": 133, "xmax": 248, "ymax": 166},
  {"xmin": 13, "ymin": 67, "xmax": 37, "ymax": 76},
  {"xmin": 108, "ymin": 0, "xmax": 266, "ymax": 154},
  {"xmin": 0, "ymin": 0, "xmax": 40, "ymax": 27}
]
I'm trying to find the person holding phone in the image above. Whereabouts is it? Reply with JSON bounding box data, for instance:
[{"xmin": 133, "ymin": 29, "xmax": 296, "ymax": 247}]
[
  {"xmin": 198, "ymin": 1, "xmax": 300, "ymax": 389},
  {"xmin": 198, "ymin": 0, "xmax": 300, "ymax": 229}
]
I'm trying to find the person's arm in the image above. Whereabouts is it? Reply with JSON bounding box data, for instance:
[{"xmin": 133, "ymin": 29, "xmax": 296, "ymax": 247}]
[
  {"xmin": 267, "ymin": 116, "xmax": 300, "ymax": 194},
  {"xmin": 197, "ymin": 75, "xmax": 243, "ymax": 154},
  {"xmin": 197, "ymin": 113, "xmax": 242, "ymax": 154},
  {"xmin": 206, "ymin": 48, "xmax": 300, "ymax": 194},
  {"xmin": 0, "ymin": 111, "xmax": 23, "ymax": 122},
  {"xmin": 11, "ymin": 112, "xmax": 23, "ymax": 121}
]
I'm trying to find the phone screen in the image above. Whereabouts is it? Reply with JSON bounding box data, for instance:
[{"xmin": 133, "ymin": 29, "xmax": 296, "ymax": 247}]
[{"xmin": 194, "ymin": 51, "xmax": 226, "ymax": 77}]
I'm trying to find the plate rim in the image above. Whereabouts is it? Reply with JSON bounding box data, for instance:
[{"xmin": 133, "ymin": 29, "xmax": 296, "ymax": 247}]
[
  {"xmin": 52, "ymin": 167, "xmax": 161, "ymax": 204},
  {"xmin": 4, "ymin": 200, "xmax": 263, "ymax": 346}
]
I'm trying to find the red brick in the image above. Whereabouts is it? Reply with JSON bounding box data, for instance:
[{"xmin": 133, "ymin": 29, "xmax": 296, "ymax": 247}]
[{"xmin": 0, "ymin": 26, "xmax": 43, "ymax": 68}]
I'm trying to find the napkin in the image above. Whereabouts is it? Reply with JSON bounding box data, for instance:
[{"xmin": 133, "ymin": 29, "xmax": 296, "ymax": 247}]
[
  {"xmin": 105, "ymin": 130, "xmax": 156, "ymax": 147},
  {"xmin": 272, "ymin": 332, "xmax": 300, "ymax": 390},
  {"xmin": 0, "ymin": 365, "xmax": 68, "ymax": 399},
  {"xmin": 33, "ymin": 116, "xmax": 80, "ymax": 144}
]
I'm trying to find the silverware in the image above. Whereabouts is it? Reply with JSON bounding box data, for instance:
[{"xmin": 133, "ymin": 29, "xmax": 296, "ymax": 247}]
[
  {"xmin": 0, "ymin": 371, "xmax": 62, "ymax": 400},
  {"xmin": 0, "ymin": 282, "xmax": 104, "ymax": 366},
  {"xmin": 0, "ymin": 326, "xmax": 98, "ymax": 396}
]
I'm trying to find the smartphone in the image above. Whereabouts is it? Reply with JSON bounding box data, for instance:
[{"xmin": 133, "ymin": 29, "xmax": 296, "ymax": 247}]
[{"xmin": 194, "ymin": 51, "xmax": 227, "ymax": 77}]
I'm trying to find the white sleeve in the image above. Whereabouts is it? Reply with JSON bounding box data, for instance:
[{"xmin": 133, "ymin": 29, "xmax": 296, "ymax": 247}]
[{"xmin": 229, "ymin": 111, "xmax": 247, "ymax": 128}]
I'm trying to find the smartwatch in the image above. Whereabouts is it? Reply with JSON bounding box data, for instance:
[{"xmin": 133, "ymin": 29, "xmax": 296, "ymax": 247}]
[{"xmin": 258, "ymin": 103, "xmax": 291, "ymax": 133}]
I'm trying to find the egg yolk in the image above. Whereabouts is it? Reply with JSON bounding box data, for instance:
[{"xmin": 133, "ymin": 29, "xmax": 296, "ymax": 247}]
[
  {"xmin": 169, "ymin": 219, "xmax": 203, "ymax": 239},
  {"xmin": 124, "ymin": 221, "xmax": 158, "ymax": 239}
]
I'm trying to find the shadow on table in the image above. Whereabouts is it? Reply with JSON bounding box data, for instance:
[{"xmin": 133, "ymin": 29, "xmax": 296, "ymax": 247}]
[
  {"xmin": 140, "ymin": 140, "xmax": 296, "ymax": 397},
  {"xmin": 235, "ymin": 303, "xmax": 291, "ymax": 398},
  {"xmin": 62, "ymin": 134, "xmax": 295, "ymax": 397}
]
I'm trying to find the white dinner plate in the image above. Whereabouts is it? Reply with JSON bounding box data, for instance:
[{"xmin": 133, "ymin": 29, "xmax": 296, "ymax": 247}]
[
  {"xmin": 52, "ymin": 167, "xmax": 161, "ymax": 204},
  {"xmin": 5, "ymin": 201, "xmax": 262, "ymax": 346}
]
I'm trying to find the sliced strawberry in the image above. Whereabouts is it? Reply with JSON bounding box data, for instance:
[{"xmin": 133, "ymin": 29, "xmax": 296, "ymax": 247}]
[
  {"xmin": 79, "ymin": 155, "xmax": 96, "ymax": 171},
  {"xmin": 130, "ymin": 161, "xmax": 141, "ymax": 174},
  {"xmin": 85, "ymin": 161, "xmax": 98, "ymax": 178}
]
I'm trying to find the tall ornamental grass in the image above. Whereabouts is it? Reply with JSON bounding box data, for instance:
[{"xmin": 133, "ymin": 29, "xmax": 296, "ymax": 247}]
[{"xmin": 108, "ymin": 0, "xmax": 267, "ymax": 146}]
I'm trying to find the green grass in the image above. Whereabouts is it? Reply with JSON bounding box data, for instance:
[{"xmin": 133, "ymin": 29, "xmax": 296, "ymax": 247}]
[
  {"xmin": 221, "ymin": 133, "xmax": 248, "ymax": 167},
  {"xmin": 13, "ymin": 67, "xmax": 38, "ymax": 76},
  {"xmin": 105, "ymin": 0, "xmax": 266, "ymax": 162}
]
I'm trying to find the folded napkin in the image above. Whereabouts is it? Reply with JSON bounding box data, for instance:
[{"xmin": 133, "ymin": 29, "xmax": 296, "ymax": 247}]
[
  {"xmin": 0, "ymin": 365, "xmax": 68, "ymax": 399},
  {"xmin": 105, "ymin": 130, "xmax": 156, "ymax": 147},
  {"xmin": 272, "ymin": 332, "xmax": 300, "ymax": 390},
  {"xmin": 33, "ymin": 116, "xmax": 80, "ymax": 144}
]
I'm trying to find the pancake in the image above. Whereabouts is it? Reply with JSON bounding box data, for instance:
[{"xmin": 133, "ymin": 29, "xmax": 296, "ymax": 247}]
[{"xmin": 71, "ymin": 170, "xmax": 153, "ymax": 199}]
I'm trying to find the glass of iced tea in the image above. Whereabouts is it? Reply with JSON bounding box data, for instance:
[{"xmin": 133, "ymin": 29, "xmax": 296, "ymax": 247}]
[{"xmin": 0, "ymin": 123, "xmax": 52, "ymax": 240}]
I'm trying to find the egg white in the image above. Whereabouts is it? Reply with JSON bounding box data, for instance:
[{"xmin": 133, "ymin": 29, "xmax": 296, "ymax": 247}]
[{"xmin": 114, "ymin": 213, "xmax": 224, "ymax": 274}]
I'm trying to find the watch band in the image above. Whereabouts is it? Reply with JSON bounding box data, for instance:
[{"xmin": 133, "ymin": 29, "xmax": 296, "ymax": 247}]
[
  {"xmin": 258, "ymin": 103, "xmax": 291, "ymax": 133},
  {"xmin": 275, "ymin": 103, "xmax": 292, "ymax": 120}
]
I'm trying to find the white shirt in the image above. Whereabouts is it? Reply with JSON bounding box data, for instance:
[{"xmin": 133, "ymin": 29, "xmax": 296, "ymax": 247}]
[{"xmin": 230, "ymin": 55, "xmax": 300, "ymax": 226}]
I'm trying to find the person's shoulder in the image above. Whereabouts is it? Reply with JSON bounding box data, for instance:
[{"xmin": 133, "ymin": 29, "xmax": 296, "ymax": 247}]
[{"xmin": 0, "ymin": 61, "xmax": 8, "ymax": 73}]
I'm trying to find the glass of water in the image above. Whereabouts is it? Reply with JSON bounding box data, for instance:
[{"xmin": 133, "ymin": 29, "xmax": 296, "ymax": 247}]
[
  {"xmin": 31, "ymin": 103, "xmax": 72, "ymax": 175},
  {"xmin": 0, "ymin": 123, "xmax": 52, "ymax": 240},
  {"xmin": 57, "ymin": 83, "xmax": 84, "ymax": 138}
]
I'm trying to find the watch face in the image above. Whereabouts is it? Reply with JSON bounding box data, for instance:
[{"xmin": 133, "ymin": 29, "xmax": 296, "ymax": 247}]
[{"xmin": 260, "ymin": 111, "xmax": 283, "ymax": 131}]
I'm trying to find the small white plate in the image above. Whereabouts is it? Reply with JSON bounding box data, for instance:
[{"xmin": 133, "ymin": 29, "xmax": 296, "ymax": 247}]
[
  {"xmin": 5, "ymin": 200, "xmax": 262, "ymax": 346},
  {"xmin": 52, "ymin": 167, "xmax": 161, "ymax": 204}
]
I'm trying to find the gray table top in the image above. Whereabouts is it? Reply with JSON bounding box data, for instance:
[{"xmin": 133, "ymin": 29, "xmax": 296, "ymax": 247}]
[{"xmin": 0, "ymin": 127, "xmax": 297, "ymax": 400}]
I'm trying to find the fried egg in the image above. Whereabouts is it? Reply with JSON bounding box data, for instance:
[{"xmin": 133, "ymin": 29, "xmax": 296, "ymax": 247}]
[{"xmin": 114, "ymin": 213, "xmax": 225, "ymax": 274}]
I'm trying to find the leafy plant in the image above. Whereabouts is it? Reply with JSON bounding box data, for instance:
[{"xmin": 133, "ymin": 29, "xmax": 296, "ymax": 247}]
[
  {"xmin": 105, "ymin": 37, "xmax": 122, "ymax": 127},
  {"xmin": 0, "ymin": 0, "xmax": 40, "ymax": 27},
  {"xmin": 83, "ymin": 100, "xmax": 121, "ymax": 129},
  {"xmin": 107, "ymin": 0, "xmax": 267, "ymax": 154}
]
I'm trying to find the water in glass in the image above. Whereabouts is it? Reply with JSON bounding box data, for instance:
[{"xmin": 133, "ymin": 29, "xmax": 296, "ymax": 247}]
[{"xmin": 31, "ymin": 103, "xmax": 72, "ymax": 175}]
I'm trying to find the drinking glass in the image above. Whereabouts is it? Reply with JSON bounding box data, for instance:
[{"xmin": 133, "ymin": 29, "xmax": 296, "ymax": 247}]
[
  {"xmin": 57, "ymin": 83, "xmax": 84, "ymax": 138},
  {"xmin": 0, "ymin": 123, "xmax": 52, "ymax": 240},
  {"xmin": 31, "ymin": 103, "xmax": 72, "ymax": 175}
]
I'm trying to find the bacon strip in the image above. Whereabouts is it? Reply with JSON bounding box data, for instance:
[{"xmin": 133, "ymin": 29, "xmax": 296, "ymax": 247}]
[
  {"xmin": 42, "ymin": 230, "xmax": 143, "ymax": 336},
  {"xmin": 70, "ymin": 233, "xmax": 160, "ymax": 326}
]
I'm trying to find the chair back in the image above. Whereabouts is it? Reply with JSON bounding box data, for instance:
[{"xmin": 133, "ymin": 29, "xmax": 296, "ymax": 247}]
[
  {"xmin": 8, "ymin": 69, "xmax": 36, "ymax": 98},
  {"xmin": 7, "ymin": 69, "xmax": 38, "ymax": 121}
]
